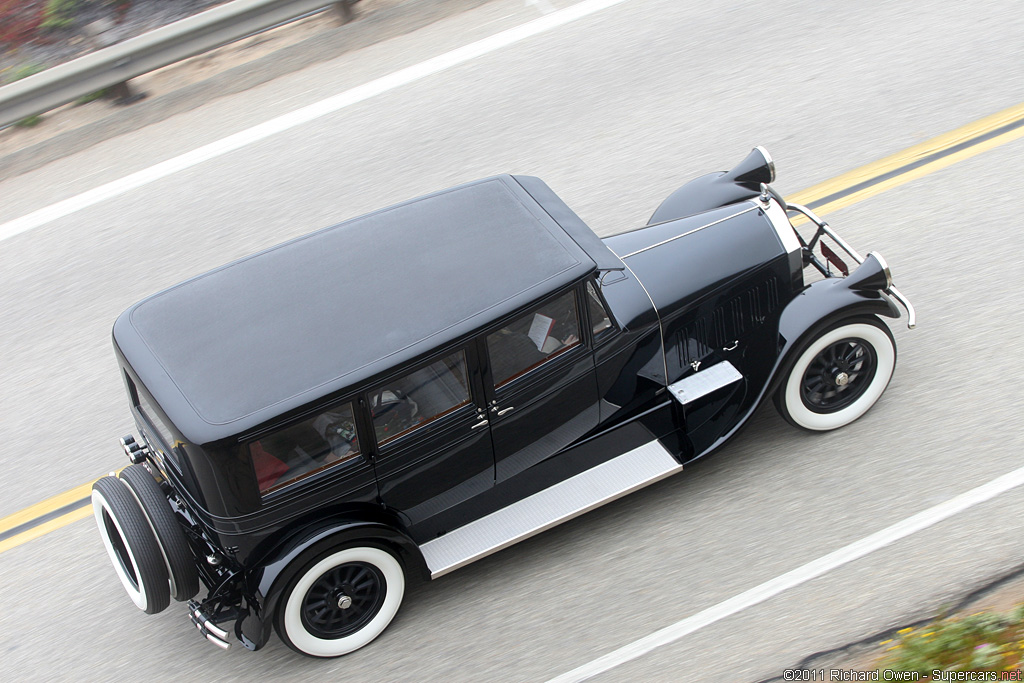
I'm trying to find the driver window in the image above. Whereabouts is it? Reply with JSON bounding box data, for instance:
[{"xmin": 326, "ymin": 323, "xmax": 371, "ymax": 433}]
[
  {"xmin": 487, "ymin": 289, "xmax": 581, "ymax": 388},
  {"xmin": 586, "ymin": 280, "xmax": 613, "ymax": 339},
  {"xmin": 370, "ymin": 351, "xmax": 471, "ymax": 446}
]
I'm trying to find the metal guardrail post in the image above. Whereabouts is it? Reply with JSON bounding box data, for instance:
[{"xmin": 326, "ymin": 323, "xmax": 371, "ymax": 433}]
[
  {"xmin": 0, "ymin": 0, "xmax": 352, "ymax": 129},
  {"xmin": 330, "ymin": 0, "xmax": 358, "ymax": 25}
]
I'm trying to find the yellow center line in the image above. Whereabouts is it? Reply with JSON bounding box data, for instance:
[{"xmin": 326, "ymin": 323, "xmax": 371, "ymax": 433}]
[
  {"xmin": 0, "ymin": 478, "xmax": 98, "ymax": 536},
  {"xmin": 788, "ymin": 101, "xmax": 1024, "ymax": 221},
  {"xmin": 1, "ymin": 102, "xmax": 1023, "ymax": 555},
  {"xmin": 0, "ymin": 506, "xmax": 94, "ymax": 554}
]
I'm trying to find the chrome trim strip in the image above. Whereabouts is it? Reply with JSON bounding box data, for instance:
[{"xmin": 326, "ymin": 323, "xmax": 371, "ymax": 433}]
[
  {"xmin": 605, "ymin": 244, "xmax": 669, "ymax": 384},
  {"xmin": 420, "ymin": 440, "xmax": 682, "ymax": 578},
  {"xmin": 619, "ymin": 205, "xmax": 759, "ymax": 259},
  {"xmin": 762, "ymin": 197, "xmax": 802, "ymax": 255}
]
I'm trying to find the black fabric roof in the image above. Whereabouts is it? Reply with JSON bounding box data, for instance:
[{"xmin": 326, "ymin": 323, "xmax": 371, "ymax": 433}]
[{"xmin": 114, "ymin": 175, "xmax": 619, "ymax": 444}]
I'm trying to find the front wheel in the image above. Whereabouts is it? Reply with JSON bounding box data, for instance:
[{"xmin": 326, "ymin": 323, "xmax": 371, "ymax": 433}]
[
  {"xmin": 275, "ymin": 545, "xmax": 405, "ymax": 657},
  {"xmin": 775, "ymin": 317, "xmax": 896, "ymax": 431}
]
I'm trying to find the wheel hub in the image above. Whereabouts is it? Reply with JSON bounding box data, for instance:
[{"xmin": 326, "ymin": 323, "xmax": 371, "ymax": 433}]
[
  {"xmin": 300, "ymin": 561, "xmax": 387, "ymax": 639},
  {"xmin": 800, "ymin": 337, "xmax": 878, "ymax": 414}
]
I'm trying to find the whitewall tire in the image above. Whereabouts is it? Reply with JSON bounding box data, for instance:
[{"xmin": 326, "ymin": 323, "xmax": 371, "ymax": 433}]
[
  {"xmin": 92, "ymin": 475, "xmax": 171, "ymax": 614},
  {"xmin": 119, "ymin": 464, "xmax": 200, "ymax": 602},
  {"xmin": 775, "ymin": 317, "xmax": 896, "ymax": 431},
  {"xmin": 277, "ymin": 545, "xmax": 405, "ymax": 657}
]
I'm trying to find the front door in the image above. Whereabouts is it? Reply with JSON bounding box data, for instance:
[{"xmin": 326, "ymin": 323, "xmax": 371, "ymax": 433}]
[
  {"xmin": 482, "ymin": 287, "xmax": 600, "ymax": 482},
  {"xmin": 369, "ymin": 347, "xmax": 494, "ymax": 525}
]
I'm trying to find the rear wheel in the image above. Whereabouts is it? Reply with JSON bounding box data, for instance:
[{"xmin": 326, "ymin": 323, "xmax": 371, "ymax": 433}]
[
  {"xmin": 275, "ymin": 545, "xmax": 405, "ymax": 657},
  {"xmin": 775, "ymin": 317, "xmax": 896, "ymax": 431},
  {"xmin": 91, "ymin": 476, "xmax": 170, "ymax": 614}
]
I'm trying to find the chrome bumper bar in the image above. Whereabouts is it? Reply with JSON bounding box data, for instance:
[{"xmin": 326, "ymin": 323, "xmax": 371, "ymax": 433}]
[
  {"xmin": 787, "ymin": 202, "xmax": 916, "ymax": 329},
  {"xmin": 188, "ymin": 600, "xmax": 231, "ymax": 650}
]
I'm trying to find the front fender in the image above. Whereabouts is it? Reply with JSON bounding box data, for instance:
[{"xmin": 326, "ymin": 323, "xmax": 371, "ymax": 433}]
[
  {"xmin": 236, "ymin": 518, "xmax": 425, "ymax": 650},
  {"xmin": 770, "ymin": 276, "xmax": 900, "ymax": 395}
]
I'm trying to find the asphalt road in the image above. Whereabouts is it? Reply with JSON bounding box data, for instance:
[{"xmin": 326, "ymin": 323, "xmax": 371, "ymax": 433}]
[{"xmin": 2, "ymin": 0, "xmax": 1023, "ymax": 680}]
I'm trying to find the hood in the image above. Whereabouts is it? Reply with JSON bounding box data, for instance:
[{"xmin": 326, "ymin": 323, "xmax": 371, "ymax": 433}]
[{"xmin": 603, "ymin": 201, "xmax": 787, "ymax": 321}]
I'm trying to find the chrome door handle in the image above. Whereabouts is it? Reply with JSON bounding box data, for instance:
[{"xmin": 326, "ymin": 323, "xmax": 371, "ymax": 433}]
[
  {"xmin": 723, "ymin": 340, "xmax": 739, "ymax": 351},
  {"xmin": 496, "ymin": 406, "xmax": 514, "ymax": 416},
  {"xmin": 471, "ymin": 419, "xmax": 489, "ymax": 429}
]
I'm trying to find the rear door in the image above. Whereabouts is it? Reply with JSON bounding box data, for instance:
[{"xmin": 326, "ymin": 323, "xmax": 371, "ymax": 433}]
[
  {"xmin": 369, "ymin": 346, "xmax": 494, "ymax": 525},
  {"xmin": 481, "ymin": 286, "xmax": 600, "ymax": 482}
]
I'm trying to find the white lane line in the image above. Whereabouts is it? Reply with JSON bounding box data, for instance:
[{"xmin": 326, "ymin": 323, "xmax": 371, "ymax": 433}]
[
  {"xmin": 0, "ymin": 0, "xmax": 631, "ymax": 244},
  {"xmin": 527, "ymin": 0, "xmax": 558, "ymax": 14},
  {"xmin": 547, "ymin": 463, "xmax": 1024, "ymax": 682}
]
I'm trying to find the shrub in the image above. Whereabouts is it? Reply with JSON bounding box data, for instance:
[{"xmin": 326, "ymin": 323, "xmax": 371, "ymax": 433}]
[
  {"xmin": 0, "ymin": 0, "xmax": 45, "ymax": 46},
  {"xmin": 40, "ymin": 0, "xmax": 78, "ymax": 30},
  {"xmin": 876, "ymin": 605, "xmax": 1024, "ymax": 675}
]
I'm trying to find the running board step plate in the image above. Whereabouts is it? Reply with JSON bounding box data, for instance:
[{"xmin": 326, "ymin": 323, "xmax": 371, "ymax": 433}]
[
  {"xmin": 420, "ymin": 440, "xmax": 682, "ymax": 578},
  {"xmin": 667, "ymin": 361, "xmax": 742, "ymax": 405}
]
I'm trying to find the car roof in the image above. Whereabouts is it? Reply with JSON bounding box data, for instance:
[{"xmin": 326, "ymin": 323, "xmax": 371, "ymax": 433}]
[{"xmin": 114, "ymin": 175, "xmax": 619, "ymax": 444}]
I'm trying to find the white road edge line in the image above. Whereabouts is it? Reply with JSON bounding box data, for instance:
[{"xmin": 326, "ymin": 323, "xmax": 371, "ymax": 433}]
[
  {"xmin": 0, "ymin": 0, "xmax": 631, "ymax": 244},
  {"xmin": 547, "ymin": 463, "xmax": 1024, "ymax": 683}
]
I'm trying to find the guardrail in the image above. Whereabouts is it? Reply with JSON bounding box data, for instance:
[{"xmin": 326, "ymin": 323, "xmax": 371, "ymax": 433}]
[{"xmin": 0, "ymin": 0, "xmax": 357, "ymax": 129}]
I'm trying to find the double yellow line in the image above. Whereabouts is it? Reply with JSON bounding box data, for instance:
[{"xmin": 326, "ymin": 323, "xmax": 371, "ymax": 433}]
[
  {"xmin": 2, "ymin": 102, "xmax": 1023, "ymax": 556},
  {"xmin": 788, "ymin": 102, "xmax": 1024, "ymax": 216},
  {"xmin": 0, "ymin": 479, "xmax": 98, "ymax": 553}
]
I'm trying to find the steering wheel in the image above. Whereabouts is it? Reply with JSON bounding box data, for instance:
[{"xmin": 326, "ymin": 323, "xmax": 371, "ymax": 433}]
[{"xmin": 372, "ymin": 389, "xmax": 419, "ymax": 439}]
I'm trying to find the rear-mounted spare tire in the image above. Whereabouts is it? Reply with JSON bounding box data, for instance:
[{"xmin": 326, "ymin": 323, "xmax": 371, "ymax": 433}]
[
  {"xmin": 92, "ymin": 475, "xmax": 170, "ymax": 614},
  {"xmin": 119, "ymin": 465, "xmax": 200, "ymax": 602}
]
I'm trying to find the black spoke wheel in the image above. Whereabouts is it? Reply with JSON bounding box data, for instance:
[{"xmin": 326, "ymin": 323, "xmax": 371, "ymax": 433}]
[
  {"xmin": 300, "ymin": 561, "xmax": 386, "ymax": 639},
  {"xmin": 775, "ymin": 317, "xmax": 896, "ymax": 431},
  {"xmin": 799, "ymin": 337, "xmax": 877, "ymax": 413},
  {"xmin": 276, "ymin": 545, "xmax": 406, "ymax": 657}
]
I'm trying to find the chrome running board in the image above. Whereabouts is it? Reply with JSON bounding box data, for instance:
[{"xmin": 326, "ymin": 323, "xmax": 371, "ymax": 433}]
[
  {"xmin": 420, "ymin": 440, "xmax": 682, "ymax": 578},
  {"xmin": 667, "ymin": 361, "xmax": 743, "ymax": 405}
]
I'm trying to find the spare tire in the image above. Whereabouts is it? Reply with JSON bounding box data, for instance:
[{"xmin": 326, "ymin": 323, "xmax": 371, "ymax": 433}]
[
  {"xmin": 119, "ymin": 465, "xmax": 200, "ymax": 602},
  {"xmin": 92, "ymin": 476, "xmax": 170, "ymax": 614}
]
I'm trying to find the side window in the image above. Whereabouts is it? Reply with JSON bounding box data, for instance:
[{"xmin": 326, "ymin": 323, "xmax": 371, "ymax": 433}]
[
  {"xmin": 128, "ymin": 374, "xmax": 180, "ymax": 466},
  {"xmin": 370, "ymin": 351, "xmax": 471, "ymax": 446},
  {"xmin": 487, "ymin": 289, "xmax": 581, "ymax": 388},
  {"xmin": 586, "ymin": 280, "xmax": 613, "ymax": 339},
  {"xmin": 250, "ymin": 403, "xmax": 360, "ymax": 495}
]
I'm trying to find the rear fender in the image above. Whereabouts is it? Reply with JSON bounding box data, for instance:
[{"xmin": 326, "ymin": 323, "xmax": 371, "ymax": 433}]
[{"xmin": 236, "ymin": 517, "xmax": 425, "ymax": 650}]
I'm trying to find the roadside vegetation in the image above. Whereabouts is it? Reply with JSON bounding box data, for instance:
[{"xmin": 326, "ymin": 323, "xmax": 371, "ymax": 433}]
[
  {"xmin": 875, "ymin": 604, "xmax": 1024, "ymax": 677},
  {"xmin": 1, "ymin": 1, "xmax": 222, "ymax": 83},
  {"xmin": 0, "ymin": 0, "xmax": 132, "ymax": 47}
]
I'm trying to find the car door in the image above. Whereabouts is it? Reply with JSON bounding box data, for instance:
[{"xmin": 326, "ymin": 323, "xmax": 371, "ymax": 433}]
[
  {"xmin": 369, "ymin": 346, "xmax": 494, "ymax": 526},
  {"xmin": 482, "ymin": 286, "xmax": 601, "ymax": 483}
]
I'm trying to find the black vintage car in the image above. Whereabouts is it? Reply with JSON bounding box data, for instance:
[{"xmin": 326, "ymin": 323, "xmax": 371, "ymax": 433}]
[{"xmin": 92, "ymin": 148, "xmax": 914, "ymax": 657}]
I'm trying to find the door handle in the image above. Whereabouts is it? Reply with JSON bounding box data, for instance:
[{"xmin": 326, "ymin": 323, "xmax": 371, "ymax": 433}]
[
  {"xmin": 496, "ymin": 406, "xmax": 514, "ymax": 416},
  {"xmin": 471, "ymin": 419, "xmax": 489, "ymax": 429}
]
